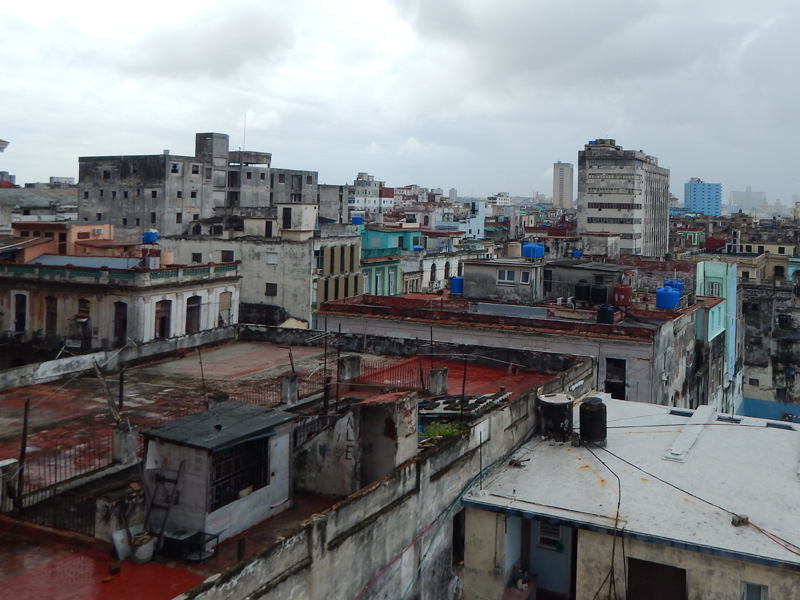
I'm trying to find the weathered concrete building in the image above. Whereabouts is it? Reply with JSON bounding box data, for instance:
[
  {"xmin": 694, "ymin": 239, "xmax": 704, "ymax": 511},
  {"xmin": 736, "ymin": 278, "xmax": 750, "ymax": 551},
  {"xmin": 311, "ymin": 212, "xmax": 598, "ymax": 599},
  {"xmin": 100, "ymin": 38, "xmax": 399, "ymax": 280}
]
[
  {"xmin": 461, "ymin": 258, "xmax": 545, "ymax": 304},
  {"xmin": 159, "ymin": 216, "xmax": 361, "ymax": 327},
  {"xmin": 577, "ymin": 139, "xmax": 669, "ymax": 258},
  {"xmin": 461, "ymin": 399, "xmax": 800, "ymax": 600},
  {"xmin": 0, "ymin": 255, "xmax": 240, "ymax": 349}
]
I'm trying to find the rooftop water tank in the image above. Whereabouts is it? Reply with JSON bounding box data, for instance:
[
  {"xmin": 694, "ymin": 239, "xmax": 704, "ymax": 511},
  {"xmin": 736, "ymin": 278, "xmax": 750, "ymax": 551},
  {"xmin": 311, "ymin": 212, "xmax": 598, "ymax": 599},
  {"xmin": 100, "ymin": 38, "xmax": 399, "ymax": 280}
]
[
  {"xmin": 413, "ymin": 245, "xmax": 424, "ymax": 251},
  {"xmin": 536, "ymin": 393, "xmax": 574, "ymax": 442},
  {"xmin": 597, "ymin": 304, "xmax": 615, "ymax": 324},
  {"xmin": 613, "ymin": 283, "xmax": 632, "ymax": 307},
  {"xmin": 532, "ymin": 243, "xmax": 544, "ymax": 258},
  {"xmin": 142, "ymin": 230, "xmax": 158, "ymax": 244},
  {"xmin": 352, "ymin": 216, "xmax": 363, "ymax": 225},
  {"xmin": 656, "ymin": 287, "xmax": 680, "ymax": 310},
  {"xmin": 580, "ymin": 398, "xmax": 607, "ymax": 446},
  {"xmin": 508, "ymin": 242, "xmax": 522, "ymax": 258},
  {"xmin": 574, "ymin": 280, "xmax": 591, "ymax": 303},
  {"xmin": 664, "ymin": 279, "xmax": 684, "ymax": 294},
  {"xmin": 591, "ymin": 284, "xmax": 608, "ymax": 305},
  {"xmin": 450, "ymin": 276, "xmax": 464, "ymax": 295},
  {"xmin": 572, "ymin": 250, "xmax": 583, "ymax": 258}
]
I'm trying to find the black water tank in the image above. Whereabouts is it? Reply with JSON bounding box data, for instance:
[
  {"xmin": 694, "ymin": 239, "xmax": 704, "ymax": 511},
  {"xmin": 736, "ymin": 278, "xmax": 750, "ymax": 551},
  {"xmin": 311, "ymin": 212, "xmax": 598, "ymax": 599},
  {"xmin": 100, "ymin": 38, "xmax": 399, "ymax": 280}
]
[
  {"xmin": 536, "ymin": 393, "xmax": 574, "ymax": 442},
  {"xmin": 580, "ymin": 397, "xmax": 607, "ymax": 446},
  {"xmin": 597, "ymin": 304, "xmax": 615, "ymax": 324},
  {"xmin": 591, "ymin": 284, "xmax": 608, "ymax": 305},
  {"xmin": 574, "ymin": 280, "xmax": 590, "ymax": 302}
]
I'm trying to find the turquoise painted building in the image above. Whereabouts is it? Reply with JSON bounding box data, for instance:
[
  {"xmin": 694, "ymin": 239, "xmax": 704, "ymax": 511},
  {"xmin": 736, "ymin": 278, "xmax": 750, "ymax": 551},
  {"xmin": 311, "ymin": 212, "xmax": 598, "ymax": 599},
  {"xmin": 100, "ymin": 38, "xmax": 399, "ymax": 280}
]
[
  {"xmin": 359, "ymin": 225, "xmax": 422, "ymax": 297},
  {"xmin": 695, "ymin": 261, "xmax": 741, "ymax": 413}
]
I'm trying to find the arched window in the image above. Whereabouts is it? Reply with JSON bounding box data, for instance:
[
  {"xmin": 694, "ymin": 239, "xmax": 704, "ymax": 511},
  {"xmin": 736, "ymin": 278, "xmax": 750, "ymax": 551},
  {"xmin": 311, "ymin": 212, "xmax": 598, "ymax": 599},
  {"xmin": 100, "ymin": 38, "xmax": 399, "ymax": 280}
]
[
  {"xmin": 423, "ymin": 215, "xmax": 429, "ymax": 226},
  {"xmin": 430, "ymin": 263, "xmax": 437, "ymax": 284},
  {"xmin": 444, "ymin": 261, "xmax": 450, "ymax": 280}
]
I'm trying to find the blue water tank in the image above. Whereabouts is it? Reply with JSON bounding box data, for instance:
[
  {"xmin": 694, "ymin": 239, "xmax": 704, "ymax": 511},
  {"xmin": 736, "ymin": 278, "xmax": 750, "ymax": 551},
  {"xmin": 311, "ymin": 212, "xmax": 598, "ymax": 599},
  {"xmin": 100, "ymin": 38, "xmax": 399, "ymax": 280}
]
[
  {"xmin": 413, "ymin": 245, "xmax": 424, "ymax": 251},
  {"xmin": 352, "ymin": 216, "xmax": 363, "ymax": 225},
  {"xmin": 451, "ymin": 276, "xmax": 464, "ymax": 294},
  {"xmin": 572, "ymin": 250, "xmax": 583, "ymax": 258},
  {"xmin": 664, "ymin": 278, "xmax": 684, "ymax": 295},
  {"xmin": 142, "ymin": 230, "xmax": 158, "ymax": 244},
  {"xmin": 656, "ymin": 287, "xmax": 680, "ymax": 310},
  {"xmin": 522, "ymin": 243, "xmax": 535, "ymax": 258}
]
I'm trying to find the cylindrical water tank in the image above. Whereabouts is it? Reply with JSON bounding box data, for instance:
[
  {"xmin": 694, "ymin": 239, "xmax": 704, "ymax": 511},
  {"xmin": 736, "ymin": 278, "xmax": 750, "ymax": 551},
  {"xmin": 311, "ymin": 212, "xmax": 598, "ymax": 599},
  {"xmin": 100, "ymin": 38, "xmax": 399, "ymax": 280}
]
[
  {"xmin": 536, "ymin": 393, "xmax": 574, "ymax": 442},
  {"xmin": 664, "ymin": 279, "xmax": 684, "ymax": 294},
  {"xmin": 413, "ymin": 245, "xmax": 424, "ymax": 251},
  {"xmin": 352, "ymin": 216, "xmax": 363, "ymax": 225},
  {"xmin": 572, "ymin": 250, "xmax": 583, "ymax": 258},
  {"xmin": 508, "ymin": 242, "xmax": 522, "ymax": 258},
  {"xmin": 532, "ymin": 243, "xmax": 544, "ymax": 258},
  {"xmin": 613, "ymin": 283, "xmax": 632, "ymax": 307},
  {"xmin": 160, "ymin": 251, "xmax": 174, "ymax": 266},
  {"xmin": 597, "ymin": 304, "xmax": 615, "ymax": 324},
  {"xmin": 656, "ymin": 287, "xmax": 680, "ymax": 309},
  {"xmin": 142, "ymin": 230, "xmax": 158, "ymax": 244},
  {"xmin": 580, "ymin": 398, "xmax": 607, "ymax": 446},
  {"xmin": 450, "ymin": 276, "xmax": 464, "ymax": 295},
  {"xmin": 591, "ymin": 284, "xmax": 608, "ymax": 305},
  {"xmin": 574, "ymin": 280, "xmax": 591, "ymax": 302}
]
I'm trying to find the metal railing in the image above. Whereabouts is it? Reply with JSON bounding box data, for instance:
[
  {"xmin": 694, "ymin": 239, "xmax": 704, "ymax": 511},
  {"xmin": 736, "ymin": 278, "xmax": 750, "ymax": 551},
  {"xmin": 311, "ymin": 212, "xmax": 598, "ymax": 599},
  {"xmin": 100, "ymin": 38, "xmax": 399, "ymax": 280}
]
[
  {"xmin": 355, "ymin": 359, "xmax": 430, "ymax": 390},
  {"xmin": 20, "ymin": 490, "xmax": 97, "ymax": 537},
  {"xmin": 298, "ymin": 369, "xmax": 336, "ymax": 399}
]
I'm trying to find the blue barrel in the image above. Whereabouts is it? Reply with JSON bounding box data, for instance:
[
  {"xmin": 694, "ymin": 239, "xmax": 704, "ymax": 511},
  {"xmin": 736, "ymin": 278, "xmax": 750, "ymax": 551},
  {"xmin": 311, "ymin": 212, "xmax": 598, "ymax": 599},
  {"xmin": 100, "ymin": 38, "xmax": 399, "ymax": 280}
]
[
  {"xmin": 573, "ymin": 250, "xmax": 583, "ymax": 258},
  {"xmin": 664, "ymin": 278, "xmax": 685, "ymax": 295},
  {"xmin": 451, "ymin": 276, "xmax": 464, "ymax": 294},
  {"xmin": 352, "ymin": 216, "xmax": 363, "ymax": 225},
  {"xmin": 656, "ymin": 287, "xmax": 680, "ymax": 309},
  {"xmin": 142, "ymin": 231, "xmax": 158, "ymax": 244}
]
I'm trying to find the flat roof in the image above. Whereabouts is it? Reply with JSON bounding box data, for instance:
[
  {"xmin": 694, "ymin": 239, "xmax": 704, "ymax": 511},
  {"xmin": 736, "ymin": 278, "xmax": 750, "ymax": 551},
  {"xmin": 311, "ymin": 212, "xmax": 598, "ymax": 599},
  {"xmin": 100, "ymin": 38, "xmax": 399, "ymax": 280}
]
[
  {"xmin": 464, "ymin": 398, "xmax": 800, "ymax": 569},
  {"xmin": 0, "ymin": 235, "xmax": 50, "ymax": 252},
  {"xmin": 545, "ymin": 259, "xmax": 632, "ymax": 272},
  {"xmin": 26, "ymin": 254, "xmax": 142, "ymax": 269},
  {"xmin": 141, "ymin": 401, "xmax": 296, "ymax": 451}
]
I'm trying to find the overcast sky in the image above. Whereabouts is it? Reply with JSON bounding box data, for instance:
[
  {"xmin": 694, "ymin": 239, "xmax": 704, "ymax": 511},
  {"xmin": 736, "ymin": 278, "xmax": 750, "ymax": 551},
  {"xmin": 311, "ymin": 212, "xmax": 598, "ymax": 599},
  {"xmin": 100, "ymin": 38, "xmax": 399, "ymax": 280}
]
[{"xmin": 2, "ymin": 0, "xmax": 799, "ymax": 201}]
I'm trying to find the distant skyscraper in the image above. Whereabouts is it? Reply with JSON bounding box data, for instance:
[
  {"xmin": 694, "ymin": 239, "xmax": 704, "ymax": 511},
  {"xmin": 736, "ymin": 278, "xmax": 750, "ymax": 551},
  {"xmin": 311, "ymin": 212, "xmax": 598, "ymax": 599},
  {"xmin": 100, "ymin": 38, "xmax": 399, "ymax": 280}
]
[
  {"xmin": 729, "ymin": 186, "xmax": 766, "ymax": 208},
  {"xmin": 577, "ymin": 139, "xmax": 669, "ymax": 258},
  {"xmin": 449, "ymin": 188, "xmax": 457, "ymax": 203},
  {"xmin": 552, "ymin": 161, "xmax": 574, "ymax": 208},
  {"xmin": 684, "ymin": 178, "xmax": 722, "ymax": 217}
]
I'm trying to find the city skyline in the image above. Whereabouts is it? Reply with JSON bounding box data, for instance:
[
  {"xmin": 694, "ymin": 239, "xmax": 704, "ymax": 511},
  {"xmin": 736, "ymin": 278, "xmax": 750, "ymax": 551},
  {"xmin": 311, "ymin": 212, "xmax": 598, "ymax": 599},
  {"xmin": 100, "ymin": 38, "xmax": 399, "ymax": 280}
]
[{"xmin": 2, "ymin": 0, "xmax": 800, "ymax": 201}]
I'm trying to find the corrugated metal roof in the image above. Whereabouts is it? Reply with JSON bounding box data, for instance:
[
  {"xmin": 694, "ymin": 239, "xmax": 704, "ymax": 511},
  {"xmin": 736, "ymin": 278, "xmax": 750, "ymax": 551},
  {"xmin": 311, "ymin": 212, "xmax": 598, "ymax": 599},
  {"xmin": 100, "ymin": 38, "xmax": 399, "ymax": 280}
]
[
  {"xmin": 27, "ymin": 254, "xmax": 142, "ymax": 269},
  {"xmin": 141, "ymin": 402, "xmax": 297, "ymax": 451}
]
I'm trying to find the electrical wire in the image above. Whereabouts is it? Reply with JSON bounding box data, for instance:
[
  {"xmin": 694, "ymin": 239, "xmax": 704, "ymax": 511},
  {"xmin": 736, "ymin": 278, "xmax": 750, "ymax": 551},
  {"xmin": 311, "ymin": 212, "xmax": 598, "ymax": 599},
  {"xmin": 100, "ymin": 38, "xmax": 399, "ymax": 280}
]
[{"xmin": 586, "ymin": 445, "xmax": 622, "ymax": 600}]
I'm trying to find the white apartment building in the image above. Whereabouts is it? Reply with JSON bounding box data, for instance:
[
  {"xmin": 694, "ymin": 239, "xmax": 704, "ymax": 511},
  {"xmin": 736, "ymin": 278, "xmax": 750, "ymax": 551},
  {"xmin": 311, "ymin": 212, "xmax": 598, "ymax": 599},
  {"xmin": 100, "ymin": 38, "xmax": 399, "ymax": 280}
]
[
  {"xmin": 347, "ymin": 172, "xmax": 393, "ymax": 218},
  {"xmin": 576, "ymin": 139, "xmax": 669, "ymax": 258},
  {"xmin": 552, "ymin": 161, "xmax": 574, "ymax": 209}
]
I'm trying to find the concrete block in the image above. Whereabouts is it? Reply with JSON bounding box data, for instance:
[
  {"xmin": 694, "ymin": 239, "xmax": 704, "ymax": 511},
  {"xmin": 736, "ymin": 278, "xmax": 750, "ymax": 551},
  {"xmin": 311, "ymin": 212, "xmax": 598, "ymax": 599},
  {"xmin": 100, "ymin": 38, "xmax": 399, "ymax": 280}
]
[
  {"xmin": 281, "ymin": 373, "xmax": 298, "ymax": 406},
  {"xmin": 429, "ymin": 366, "xmax": 449, "ymax": 396},
  {"xmin": 112, "ymin": 423, "xmax": 139, "ymax": 465},
  {"xmin": 338, "ymin": 355, "xmax": 362, "ymax": 382}
]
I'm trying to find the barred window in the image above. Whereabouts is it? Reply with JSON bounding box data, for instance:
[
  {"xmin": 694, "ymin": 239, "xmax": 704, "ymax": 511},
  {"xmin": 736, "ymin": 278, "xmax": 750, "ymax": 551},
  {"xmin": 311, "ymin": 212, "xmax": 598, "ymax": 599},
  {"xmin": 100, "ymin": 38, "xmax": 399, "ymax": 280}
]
[{"xmin": 210, "ymin": 439, "xmax": 270, "ymax": 511}]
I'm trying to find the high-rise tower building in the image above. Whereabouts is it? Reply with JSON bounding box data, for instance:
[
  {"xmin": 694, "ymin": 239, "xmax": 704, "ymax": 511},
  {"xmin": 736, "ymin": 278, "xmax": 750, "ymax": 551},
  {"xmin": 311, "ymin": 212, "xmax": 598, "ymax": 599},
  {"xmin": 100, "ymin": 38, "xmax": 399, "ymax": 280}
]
[
  {"xmin": 576, "ymin": 139, "xmax": 669, "ymax": 258},
  {"xmin": 552, "ymin": 161, "xmax": 574, "ymax": 208},
  {"xmin": 684, "ymin": 178, "xmax": 722, "ymax": 217}
]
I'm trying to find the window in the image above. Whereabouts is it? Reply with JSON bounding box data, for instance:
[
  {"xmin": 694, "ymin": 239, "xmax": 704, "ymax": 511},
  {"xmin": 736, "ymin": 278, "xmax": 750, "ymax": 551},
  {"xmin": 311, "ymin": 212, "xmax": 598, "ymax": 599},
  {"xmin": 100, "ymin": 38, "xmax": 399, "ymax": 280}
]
[
  {"xmin": 191, "ymin": 253, "xmax": 202, "ymax": 263},
  {"xmin": 150, "ymin": 212, "xmax": 157, "ymax": 224},
  {"xmin": 177, "ymin": 191, "xmax": 183, "ymax": 199},
  {"xmin": 193, "ymin": 213, "xmax": 199, "ymax": 221},
  {"xmin": 742, "ymin": 271, "xmax": 750, "ymax": 280},
  {"xmin": 44, "ymin": 231, "xmax": 54, "ymax": 238},
  {"xmin": 171, "ymin": 163, "xmax": 179, "ymax": 174},
  {"xmin": 205, "ymin": 168, "xmax": 212, "ymax": 179},
  {"xmin": 265, "ymin": 283, "xmax": 278, "ymax": 296},
  {"xmin": 743, "ymin": 582, "xmax": 767, "ymax": 600},
  {"xmin": 136, "ymin": 188, "xmax": 141, "ymax": 197},
  {"xmin": 260, "ymin": 172, "xmax": 266, "ymax": 180},
  {"xmin": 45, "ymin": 296, "xmax": 57, "ymax": 337},
  {"xmin": 151, "ymin": 190, "xmax": 158, "ymax": 198},
  {"xmin": 278, "ymin": 173, "xmax": 286, "ymax": 184},
  {"xmin": 708, "ymin": 282, "xmax": 721, "ymax": 297},
  {"xmin": 246, "ymin": 171, "xmax": 252, "ymax": 180},
  {"xmin": 306, "ymin": 175, "xmax": 313, "ymax": 185},
  {"xmin": 122, "ymin": 218, "xmax": 128, "ymax": 226},
  {"xmin": 748, "ymin": 378, "xmax": 759, "ymax": 386},
  {"xmin": 350, "ymin": 245, "xmax": 356, "ymax": 271},
  {"xmin": 497, "ymin": 269, "xmax": 515, "ymax": 284},
  {"xmin": 521, "ymin": 271, "xmax": 531, "ymax": 285},
  {"xmin": 266, "ymin": 252, "xmax": 279, "ymax": 265},
  {"xmin": 99, "ymin": 189, "xmax": 104, "ymax": 197},
  {"xmin": 176, "ymin": 212, "xmax": 183, "ymax": 223},
  {"xmin": 103, "ymin": 170, "xmax": 110, "ymax": 179},
  {"xmin": 96, "ymin": 213, "xmax": 102, "ymax": 221},
  {"xmin": 32, "ymin": 231, "xmax": 41, "ymax": 237},
  {"xmin": 779, "ymin": 246, "xmax": 785, "ymax": 254},
  {"xmin": 191, "ymin": 191, "xmax": 197, "ymax": 199},
  {"xmin": 746, "ymin": 245, "xmax": 752, "ymax": 253},
  {"xmin": 123, "ymin": 191, "xmax": 129, "ymax": 199},
  {"xmin": 538, "ymin": 523, "xmax": 561, "ymax": 550},
  {"xmin": 83, "ymin": 191, "xmax": 89, "ymax": 199},
  {"xmin": 363, "ymin": 273, "xmax": 371, "ymax": 294},
  {"xmin": 210, "ymin": 438, "xmax": 270, "ymax": 511},
  {"xmin": 78, "ymin": 298, "xmax": 90, "ymax": 314},
  {"xmin": 111, "ymin": 190, "xmax": 118, "ymax": 199},
  {"xmin": 628, "ymin": 558, "xmax": 686, "ymax": 600},
  {"xmin": 135, "ymin": 218, "xmax": 140, "ymax": 226},
  {"xmin": 221, "ymin": 250, "xmax": 234, "ymax": 262},
  {"xmin": 191, "ymin": 164, "xmax": 200, "ymax": 174},
  {"xmin": 340, "ymin": 246, "xmax": 346, "ymax": 272}
]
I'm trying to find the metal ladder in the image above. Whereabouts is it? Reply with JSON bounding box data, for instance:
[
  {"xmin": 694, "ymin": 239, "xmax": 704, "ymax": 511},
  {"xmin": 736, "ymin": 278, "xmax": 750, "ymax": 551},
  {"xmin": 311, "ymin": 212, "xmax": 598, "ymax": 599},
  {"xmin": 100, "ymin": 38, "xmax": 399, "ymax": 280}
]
[{"xmin": 143, "ymin": 457, "xmax": 186, "ymax": 552}]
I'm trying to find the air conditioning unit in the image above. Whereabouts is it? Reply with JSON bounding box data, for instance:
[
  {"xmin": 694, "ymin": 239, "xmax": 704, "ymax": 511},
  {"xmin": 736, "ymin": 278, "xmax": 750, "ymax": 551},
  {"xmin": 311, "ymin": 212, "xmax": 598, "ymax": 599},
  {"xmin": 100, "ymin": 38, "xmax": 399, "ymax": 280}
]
[
  {"xmin": 93, "ymin": 228, "xmax": 104, "ymax": 235},
  {"xmin": 557, "ymin": 297, "xmax": 564, "ymax": 306}
]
